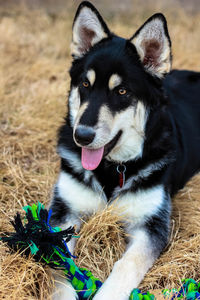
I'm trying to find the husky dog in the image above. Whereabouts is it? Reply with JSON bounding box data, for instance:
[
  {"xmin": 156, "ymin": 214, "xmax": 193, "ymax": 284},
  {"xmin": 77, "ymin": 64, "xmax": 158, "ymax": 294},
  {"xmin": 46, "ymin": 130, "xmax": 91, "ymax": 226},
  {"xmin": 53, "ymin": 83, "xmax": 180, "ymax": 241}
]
[{"xmin": 50, "ymin": 2, "xmax": 200, "ymax": 299}]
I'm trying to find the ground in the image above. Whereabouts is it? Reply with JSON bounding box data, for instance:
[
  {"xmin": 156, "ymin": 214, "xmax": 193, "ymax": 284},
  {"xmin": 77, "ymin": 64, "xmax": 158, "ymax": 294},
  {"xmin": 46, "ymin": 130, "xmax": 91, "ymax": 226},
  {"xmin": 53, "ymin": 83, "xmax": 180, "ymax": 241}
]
[{"xmin": 0, "ymin": 1, "xmax": 200, "ymax": 299}]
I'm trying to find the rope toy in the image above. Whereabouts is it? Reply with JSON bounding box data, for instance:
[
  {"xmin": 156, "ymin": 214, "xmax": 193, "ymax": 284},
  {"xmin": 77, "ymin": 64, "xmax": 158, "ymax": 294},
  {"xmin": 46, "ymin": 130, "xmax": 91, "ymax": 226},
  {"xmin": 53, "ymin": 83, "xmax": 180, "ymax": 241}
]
[
  {"xmin": 162, "ymin": 279, "xmax": 200, "ymax": 299},
  {"xmin": 0, "ymin": 202, "xmax": 199, "ymax": 299}
]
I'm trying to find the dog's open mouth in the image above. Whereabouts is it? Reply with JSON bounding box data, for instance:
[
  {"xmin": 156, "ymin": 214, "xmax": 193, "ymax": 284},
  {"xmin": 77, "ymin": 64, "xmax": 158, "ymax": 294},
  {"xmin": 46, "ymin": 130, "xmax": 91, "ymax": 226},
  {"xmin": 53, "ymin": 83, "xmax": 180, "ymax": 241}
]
[{"xmin": 81, "ymin": 130, "xmax": 122, "ymax": 171}]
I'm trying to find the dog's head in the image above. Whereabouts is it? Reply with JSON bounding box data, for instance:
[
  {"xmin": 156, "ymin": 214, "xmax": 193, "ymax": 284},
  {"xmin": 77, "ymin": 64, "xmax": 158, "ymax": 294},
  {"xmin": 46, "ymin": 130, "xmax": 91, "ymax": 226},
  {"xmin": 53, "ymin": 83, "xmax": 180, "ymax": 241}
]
[{"xmin": 67, "ymin": 1, "xmax": 172, "ymax": 170}]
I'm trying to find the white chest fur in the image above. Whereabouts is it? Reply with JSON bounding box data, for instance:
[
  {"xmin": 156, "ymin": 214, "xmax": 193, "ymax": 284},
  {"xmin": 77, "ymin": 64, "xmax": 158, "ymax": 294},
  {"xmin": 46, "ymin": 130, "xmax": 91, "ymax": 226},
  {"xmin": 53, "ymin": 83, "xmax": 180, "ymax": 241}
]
[{"xmin": 57, "ymin": 171, "xmax": 107, "ymax": 216}]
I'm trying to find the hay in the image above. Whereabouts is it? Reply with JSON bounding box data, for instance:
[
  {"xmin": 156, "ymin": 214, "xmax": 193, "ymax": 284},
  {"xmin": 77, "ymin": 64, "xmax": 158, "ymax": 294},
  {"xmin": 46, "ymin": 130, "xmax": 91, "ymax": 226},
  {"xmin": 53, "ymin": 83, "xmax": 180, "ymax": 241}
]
[
  {"xmin": 0, "ymin": 2, "xmax": 200, "ymax": 299},
  {"xmin": 0, "ymin": 243, "xmax": 54, "ymax": 300},
  {"xmin": 74, "ymin": 205, "xmax": 126, "ymax": 282}
]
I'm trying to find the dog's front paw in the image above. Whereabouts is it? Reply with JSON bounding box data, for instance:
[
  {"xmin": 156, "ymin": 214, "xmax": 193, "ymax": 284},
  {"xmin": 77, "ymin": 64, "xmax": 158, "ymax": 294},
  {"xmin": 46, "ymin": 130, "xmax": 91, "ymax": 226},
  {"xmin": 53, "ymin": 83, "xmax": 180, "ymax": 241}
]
[
  {"xmin": 52, "ymin": 271, "xmax": 78, "ymax": 300},
  {"xmin": 93, "ymin": 290, "xmax": 129, "ymax": 300},
  {"xmin": 93, "ymin": 259, "xmax": 135, "ymax": 300},
  {"xmin": 93, "ymin": 281, "xmax": 130, "ymax": 300},
  {"xmin": 52, "ymin": 285, "xmax": 78, "ymax": 300},
  {"xmin": 52, "ymin": 286, "xmax": 78, "ymax": 300}
]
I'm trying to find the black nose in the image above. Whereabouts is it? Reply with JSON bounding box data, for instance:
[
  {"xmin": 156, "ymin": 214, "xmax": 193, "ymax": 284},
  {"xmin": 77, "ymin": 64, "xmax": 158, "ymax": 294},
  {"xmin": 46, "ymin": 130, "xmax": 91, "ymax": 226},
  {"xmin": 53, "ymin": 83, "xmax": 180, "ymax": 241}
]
[{"xmin": 74, "ymin": 126, "xmax": 95, "ymax": 146}]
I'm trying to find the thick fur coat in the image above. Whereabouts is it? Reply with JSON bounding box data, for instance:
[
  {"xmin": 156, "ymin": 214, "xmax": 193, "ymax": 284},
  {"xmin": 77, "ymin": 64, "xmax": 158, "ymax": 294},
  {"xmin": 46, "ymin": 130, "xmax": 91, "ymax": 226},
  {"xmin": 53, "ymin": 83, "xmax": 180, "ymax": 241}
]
[{"xmin": 50, "ymin": 2, "xmax": 200, "ymax": 299}]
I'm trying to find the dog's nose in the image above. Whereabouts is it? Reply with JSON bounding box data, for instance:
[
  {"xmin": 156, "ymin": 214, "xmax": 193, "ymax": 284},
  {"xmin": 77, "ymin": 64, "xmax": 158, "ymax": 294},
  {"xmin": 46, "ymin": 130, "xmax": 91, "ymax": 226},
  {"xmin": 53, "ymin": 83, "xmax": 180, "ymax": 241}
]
[{"xmin": 74, "ymin": 126, "xmax": 95, "ymax": 146}]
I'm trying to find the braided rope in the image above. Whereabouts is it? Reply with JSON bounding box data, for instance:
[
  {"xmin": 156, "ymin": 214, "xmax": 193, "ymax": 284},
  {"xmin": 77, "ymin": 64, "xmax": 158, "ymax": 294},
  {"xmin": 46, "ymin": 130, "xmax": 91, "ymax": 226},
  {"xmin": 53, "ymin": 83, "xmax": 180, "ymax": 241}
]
[
  {"xmin": 22, "ymin": 204, "xmax": 200, "ymax": 300},
  {"xmin": 26, "ymin": 203, "xmax": 102, "ymax": 299},
  {"xmin": 163, "ymin": 279, "xmax": 200, "ymax": 299}
]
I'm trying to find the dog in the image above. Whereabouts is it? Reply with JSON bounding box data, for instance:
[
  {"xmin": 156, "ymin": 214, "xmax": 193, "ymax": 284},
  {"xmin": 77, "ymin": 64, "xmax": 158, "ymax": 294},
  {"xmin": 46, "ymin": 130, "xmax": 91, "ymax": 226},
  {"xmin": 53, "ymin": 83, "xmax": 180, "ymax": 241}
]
[{"xmin": 49, "ymin": 1, "xmax": 200, "ymax": 299}]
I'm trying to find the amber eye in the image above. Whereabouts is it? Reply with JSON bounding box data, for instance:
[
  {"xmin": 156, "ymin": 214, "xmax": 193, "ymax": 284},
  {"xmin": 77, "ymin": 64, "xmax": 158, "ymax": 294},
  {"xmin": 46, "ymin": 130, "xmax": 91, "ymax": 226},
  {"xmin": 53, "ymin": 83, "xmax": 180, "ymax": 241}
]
[
  {"xmin": 83, "ymin": 81, "xmax": 89, "ymax": 88},
  {"xmin": 118, "ymin": 88, "xmax": 127, "ymax": 95}
]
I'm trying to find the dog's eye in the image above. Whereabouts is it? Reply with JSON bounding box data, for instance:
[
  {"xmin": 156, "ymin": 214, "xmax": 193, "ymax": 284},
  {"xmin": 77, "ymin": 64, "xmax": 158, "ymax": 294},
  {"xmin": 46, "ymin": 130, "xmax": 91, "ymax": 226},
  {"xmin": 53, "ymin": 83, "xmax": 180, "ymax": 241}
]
[
  {"xmin": 118, "ymin": 88, "xmax": 127, "ymax": 95},
  {"xmin": 82, "ymin": 81, "xmax": 89, "ymax": 88}
]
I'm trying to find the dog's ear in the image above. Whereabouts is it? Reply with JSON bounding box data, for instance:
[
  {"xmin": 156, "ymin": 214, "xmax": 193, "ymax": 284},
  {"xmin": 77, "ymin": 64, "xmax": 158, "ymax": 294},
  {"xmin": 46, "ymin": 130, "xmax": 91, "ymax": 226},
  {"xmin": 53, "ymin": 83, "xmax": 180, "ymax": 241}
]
[
  {"xmin": 71, "ymin": 1, "xmax": 110, "ymax": 59},
  {"xmin": 130, "ymin": 14, "xmax": 172, "ymax": 78}
]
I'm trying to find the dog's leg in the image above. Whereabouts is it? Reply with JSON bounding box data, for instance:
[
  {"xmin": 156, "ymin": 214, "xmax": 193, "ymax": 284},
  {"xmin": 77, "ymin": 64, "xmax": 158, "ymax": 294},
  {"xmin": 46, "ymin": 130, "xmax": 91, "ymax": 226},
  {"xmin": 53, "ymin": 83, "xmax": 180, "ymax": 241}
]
[
  {"xmin": 93, "ymin": 227, "xmax": 167, "ymax": 300},
  {"xmin": 93, "ymin": 187, "xmax": 170, "ymax": 300},
  {"xmin": 49, "ymin": 195, "xmax": 81, "ymax": 300},
  {"xmin": 49, "ymin": 161, "xmax": 107, "ymax": 299},
  {"xmin": 49, "ymin": 166, "xmax": 106, "ymax": 299},
  {"xmin": 51, "ymin": 215, "xmax": 81, "ymax": 300},
  {"xmin": 52, "ymin": 271, "xmax": 78, "ymax": 300},
  {"xmin": 93, "ymin": 229, "xmax": 157, "ymax": 300}
]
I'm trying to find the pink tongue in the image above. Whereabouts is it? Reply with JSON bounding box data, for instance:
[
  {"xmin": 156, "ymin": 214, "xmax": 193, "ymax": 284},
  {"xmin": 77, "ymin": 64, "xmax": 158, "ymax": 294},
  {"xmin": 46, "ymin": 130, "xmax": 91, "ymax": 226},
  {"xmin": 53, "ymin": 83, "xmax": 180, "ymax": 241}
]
[{"xmin": 82, "ymin": 147, "xmax": 104, "ymax": 170}]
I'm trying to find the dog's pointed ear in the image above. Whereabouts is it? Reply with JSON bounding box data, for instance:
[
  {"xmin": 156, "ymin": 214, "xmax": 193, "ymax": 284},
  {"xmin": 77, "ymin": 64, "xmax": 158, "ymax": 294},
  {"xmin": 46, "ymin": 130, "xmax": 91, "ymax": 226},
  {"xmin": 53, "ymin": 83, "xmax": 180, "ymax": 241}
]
[
  {"xmin": 130, "ymin": 14, "xmax": 172, "ymax": 78},
  {"xmin": 71, "ymin": 1, "xmax": 110, "ymax": 58}
]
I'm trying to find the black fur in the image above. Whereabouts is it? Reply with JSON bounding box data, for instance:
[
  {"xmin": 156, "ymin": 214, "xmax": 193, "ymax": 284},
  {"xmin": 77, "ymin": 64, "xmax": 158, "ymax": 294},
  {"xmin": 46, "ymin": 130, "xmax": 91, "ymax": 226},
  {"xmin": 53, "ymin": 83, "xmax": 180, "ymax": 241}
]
[
  {"xmin": 50, "ymin": 187, "xmax": 71, "ymax": 225},
  {"xmin": 49, "ymin": 2, "xmax": 200, "ymax": 297},
  {"xmin": 58, "ymin": 45, "xmax": 200, "ymax": 201}
]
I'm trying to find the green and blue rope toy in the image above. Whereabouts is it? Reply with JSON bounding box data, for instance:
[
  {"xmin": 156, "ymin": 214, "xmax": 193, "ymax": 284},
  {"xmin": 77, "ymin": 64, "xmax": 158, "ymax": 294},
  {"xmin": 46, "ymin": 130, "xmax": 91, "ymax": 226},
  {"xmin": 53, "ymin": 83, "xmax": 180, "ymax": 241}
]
[{"xmin": 1, "ymin": 202, "xmax": 200, "ymax": 299}]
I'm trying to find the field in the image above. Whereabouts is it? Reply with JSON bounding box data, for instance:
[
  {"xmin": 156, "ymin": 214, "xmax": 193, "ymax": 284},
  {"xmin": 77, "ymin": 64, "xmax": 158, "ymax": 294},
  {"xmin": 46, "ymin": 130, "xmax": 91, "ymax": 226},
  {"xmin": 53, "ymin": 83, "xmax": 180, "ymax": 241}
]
[{"xmin": 0, "ymin": 1, "xmax": 200, "ymax": 299}]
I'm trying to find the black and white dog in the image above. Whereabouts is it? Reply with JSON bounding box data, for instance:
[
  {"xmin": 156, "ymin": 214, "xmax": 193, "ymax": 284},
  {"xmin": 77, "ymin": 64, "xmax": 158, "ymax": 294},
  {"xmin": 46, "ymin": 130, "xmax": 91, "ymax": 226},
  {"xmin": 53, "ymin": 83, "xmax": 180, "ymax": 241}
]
[{"xmin": 50, "ymin": 2, "xmax": 200, "ymax": 299}]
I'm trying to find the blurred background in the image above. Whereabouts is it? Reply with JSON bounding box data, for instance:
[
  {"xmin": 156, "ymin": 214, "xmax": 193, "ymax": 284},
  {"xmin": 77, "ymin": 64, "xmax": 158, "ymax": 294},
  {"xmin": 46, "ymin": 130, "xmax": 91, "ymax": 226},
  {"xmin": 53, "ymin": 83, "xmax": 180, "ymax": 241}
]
[{"xmin": 1, "ymin": 0, "xmax": 200, "ymax": 14}]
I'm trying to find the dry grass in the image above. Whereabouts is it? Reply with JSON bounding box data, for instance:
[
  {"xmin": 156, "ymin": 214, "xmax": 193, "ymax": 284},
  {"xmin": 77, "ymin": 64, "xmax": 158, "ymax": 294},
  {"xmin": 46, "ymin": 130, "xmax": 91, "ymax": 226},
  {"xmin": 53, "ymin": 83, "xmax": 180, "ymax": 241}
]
[
  {"xmin": 74, "ymin": 204, "xmax": 127, "ymax": 282},
  {"xmin": 0, "ymin": 243, "xmax": 54, "ymax": 299},
  {"xmin": 0, "ymin": 1, "xmax": 200, "ymax": 299}
]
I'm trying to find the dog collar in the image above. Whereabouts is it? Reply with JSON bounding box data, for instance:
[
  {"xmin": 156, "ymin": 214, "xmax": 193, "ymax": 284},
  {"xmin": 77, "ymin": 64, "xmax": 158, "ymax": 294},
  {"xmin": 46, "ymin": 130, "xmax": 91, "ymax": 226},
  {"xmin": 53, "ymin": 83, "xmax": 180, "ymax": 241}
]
[{"xmin": 117, "ymin": 164, "xmax": 126, "ymax": 188}]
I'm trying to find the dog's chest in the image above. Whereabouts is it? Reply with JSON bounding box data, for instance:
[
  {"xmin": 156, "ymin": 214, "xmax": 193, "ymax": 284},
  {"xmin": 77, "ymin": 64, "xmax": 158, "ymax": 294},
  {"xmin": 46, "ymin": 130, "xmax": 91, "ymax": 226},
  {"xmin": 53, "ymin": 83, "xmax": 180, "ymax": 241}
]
[
  {"xmin": 94, "ymin": 167, "xmax": 119, "ymax": 199},
  {"xmin": 93, "ymin": 161, "xmax": 133, "ymax": 199}
]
